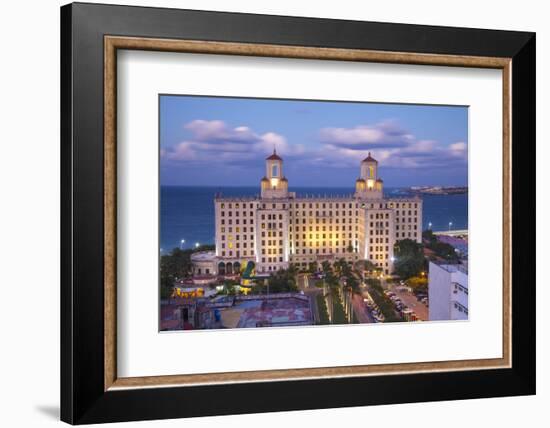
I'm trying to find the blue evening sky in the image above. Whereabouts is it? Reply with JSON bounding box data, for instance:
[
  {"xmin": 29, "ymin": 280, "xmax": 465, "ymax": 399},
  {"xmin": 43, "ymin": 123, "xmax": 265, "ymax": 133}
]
[{"xmin": 160, "ymin": 95, "xmax": 468, "ymax": 188}]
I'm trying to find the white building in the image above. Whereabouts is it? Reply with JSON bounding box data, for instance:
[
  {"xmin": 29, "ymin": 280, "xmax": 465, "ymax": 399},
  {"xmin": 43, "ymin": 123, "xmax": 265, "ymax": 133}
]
[
  {"xmin": 209, "ymin": 151, "xmax": 422, "ymax": 275},
  {"xmin": 428, "ymin": 261, "xmax": 469, "ymax": 321}
]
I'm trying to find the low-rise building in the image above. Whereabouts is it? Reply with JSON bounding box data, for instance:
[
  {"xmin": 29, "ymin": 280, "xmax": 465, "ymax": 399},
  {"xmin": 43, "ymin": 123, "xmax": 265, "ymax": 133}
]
[{"xmin": 428, "ymin": 261, "xmax": 469, "ymax": 321}]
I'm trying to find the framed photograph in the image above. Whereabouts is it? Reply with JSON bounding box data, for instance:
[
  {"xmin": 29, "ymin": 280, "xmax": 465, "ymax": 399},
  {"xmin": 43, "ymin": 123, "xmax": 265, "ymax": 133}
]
[{"xmin": 61, "ymin": 2, "xmax": 535, "ymax": 424}]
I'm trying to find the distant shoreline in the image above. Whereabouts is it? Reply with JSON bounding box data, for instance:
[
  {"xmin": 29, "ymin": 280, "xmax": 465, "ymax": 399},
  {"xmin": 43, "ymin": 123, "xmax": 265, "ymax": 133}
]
[{"xmin": 408, "ymin": 186, "xmax": 468, "ymax": 196}]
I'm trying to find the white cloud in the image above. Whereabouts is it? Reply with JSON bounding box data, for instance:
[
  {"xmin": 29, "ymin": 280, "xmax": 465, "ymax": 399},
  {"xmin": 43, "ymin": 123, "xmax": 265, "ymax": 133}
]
[
  {"xmin": 162, "ymin": 120, "xmax": 295, "ymax": 164},
  {"xmin": 162, "ymin": 119, "xmax": 467, "ymax": 172}
]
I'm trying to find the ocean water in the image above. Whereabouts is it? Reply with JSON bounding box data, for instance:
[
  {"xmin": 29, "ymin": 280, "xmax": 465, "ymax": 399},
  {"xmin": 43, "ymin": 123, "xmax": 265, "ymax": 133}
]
[{"xmin": 160, "ymin": 186, "xmax": 468, "ymax": 252}]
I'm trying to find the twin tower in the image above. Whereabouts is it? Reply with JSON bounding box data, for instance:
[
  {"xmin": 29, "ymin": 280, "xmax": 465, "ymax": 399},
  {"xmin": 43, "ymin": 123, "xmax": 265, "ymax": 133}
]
[{"xmin": 260, "ymin": 150, "xmax": 383, "ymax": 199}]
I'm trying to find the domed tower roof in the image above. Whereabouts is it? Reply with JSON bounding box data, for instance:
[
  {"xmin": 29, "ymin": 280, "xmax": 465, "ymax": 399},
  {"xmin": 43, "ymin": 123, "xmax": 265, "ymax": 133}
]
[
  {"xmin": 356, "ymin": 178, "xmax": 366, "ymax": 183},
  {"xmin": 376, "ymin": 178, "xmax": 383, "ymax": 183},
  {"xmin": 362, "ymin": 152, "xmax": 377, "ymax": 163},
  {"xmin": 266, "ymin": 149, "xmax": 282, "ymax": 161},
  {"xmin": 280, "ymin": 177, "xmax": 288, "ymax": 182},
  {"xmin": 261, "ymin": 176, "xmax": 269, "ymax": 183}
]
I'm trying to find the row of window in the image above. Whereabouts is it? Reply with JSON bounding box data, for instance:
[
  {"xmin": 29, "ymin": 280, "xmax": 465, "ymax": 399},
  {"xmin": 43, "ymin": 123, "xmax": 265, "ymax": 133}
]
[
  {"xmin": 292, "ymin": 239, "xmax": 355, "ymax": 248},
  {"xmin": 220, "ymin": 211, "xmax": 255, "ymax": 217},
  {"xmin": 291, "ymin": 233, "xmax": 357, "ymax": 243},
  {"xmin": 261, "ymin": 257, "xmax": 284, "ymax": 263},
  {"xmin": 396, "ymin": 210, "xmax": 418, "ymax": 216},
  {"xmin": 370, "ymin": 212, "xmax": 390, "ymax": 219},
  {"xmin": 262, "ymin": 248, "xmax": 283, "ymax": 255},
  {"xmin": 220, "ymin": 231, "xmax": 416, "ymax": 246},
  {"xmin": 397, "ymin": 232, "xmax": 417, "ymax": 238},
  {"xmin": 370, "ymin": 237, "xmax": 390, "ymax": 244},
  {"xmin": 396, "ymin": 224, "xmax": 418, "ymax": 230},
  {"xmin": 218, "ymin": 201, "xmax": 419, "ymax": 210},
  {"xmin": 453, "ymin": 302, "xmax": 469, "ymax": 315},
  {"xmin": 395, "ymin": 217, "xmax": 418, "ymax": 224},
  {"xmin": 453, "ymin": 283, "xmax": 469, "ymax": 295},
  {"xmin": 291, "ymin": 210, "xmax": 357, "ymax": 217},
  {"xmin": 370, "ymin": 253, "xmax": 389, "ymax": 260},
  {"xmin": 261, "ymin": 222, "xmax": 283, "ymax": 230},
  {"xmin": 370, "ymin": 221, "xmax": 390, "ymax": 228},
  {"xmin": 218, "ymin": 215, "xmax": 418, "ymax": 226},
  {"xmin": 260, "ymin": 213, "xmax": 284, "ymax": 220},
  {"xmin": 290, "ymin": 217, "xmax": 358, "ymax": 224},
  {"xmin": 369, "ymin": 229, "xmax": 390, "ymax": 236},
  {"xmin": 219, "ymin": 219, "xmax": 253, "ymax": 225},
  {"xmin": 290, "ymin": 247, "xmax": 355, "ymax": 255},
  {"xmin": 291, "ymin": 225, "xmax": 356, "ymax": 232},
  {"xmin": 262, "ymin": 239, "xmax": 283, "ymax": 246},
  {"xmin": 221, "ymin": 242, "xmax": 253, "ymax": 249},
  {"xmin": 220, "ymin": 250, "xmax": 251, "ymax": 257},
  {"xmin": 221, "ymin": 235, "xmax": 254, "ymax": 241}
]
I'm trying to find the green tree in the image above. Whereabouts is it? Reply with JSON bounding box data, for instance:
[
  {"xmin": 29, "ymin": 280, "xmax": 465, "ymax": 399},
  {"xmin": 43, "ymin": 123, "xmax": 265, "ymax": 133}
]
[
  {"xmin": 160, "ymin": 248, "xmax": 192, "ymax": 298},
  {"xmin": 355, "ymin": 259, "xmax": 377, "ymax": 276},
  {"xmin": 159, "ymin": 245, "xmax": 216, "ymax": 298},
  {"xmin": 266, "ymin": 267, "xmax": 298, "ymax": 293},
  {"xmin": 307, "ymin": 261, "xmax": 318, "ymax": 273},
  {"xmin": 422, "ymin": 229, "xmax": 437, "ymax": 244},
  {"xmin": 430, "ymin": 241, "xmax": 460, "ymax": 262},
  {"xmin": 393, "ymin": 239, "xmax": 425, "ymax": 279},
  {"xmin": 365, "ymin": 278, "xmax": 402, "ymax": 322}
]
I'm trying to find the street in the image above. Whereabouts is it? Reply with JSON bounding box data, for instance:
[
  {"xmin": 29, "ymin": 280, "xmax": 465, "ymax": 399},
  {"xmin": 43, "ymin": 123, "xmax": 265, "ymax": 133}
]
[
  {"xmin": 351, "ymin": 293, "xmax": 374, "ymax": 323},
  {"xmin": 388, "ymin": 283, "xmax": 429, "ymax": 321}
]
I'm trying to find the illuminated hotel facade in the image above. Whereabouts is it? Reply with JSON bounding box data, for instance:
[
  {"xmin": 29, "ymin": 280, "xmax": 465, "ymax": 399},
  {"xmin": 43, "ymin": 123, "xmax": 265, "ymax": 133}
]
[{"xmin": 212, "ymin": 151, "xmax": 422, "ymax": 275}]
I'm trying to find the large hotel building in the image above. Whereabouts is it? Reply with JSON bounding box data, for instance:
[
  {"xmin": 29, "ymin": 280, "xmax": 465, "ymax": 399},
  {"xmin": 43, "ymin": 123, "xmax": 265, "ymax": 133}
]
[{"xmin": 210, "ymin": 151, "xmax": 422, "ymax": 276}]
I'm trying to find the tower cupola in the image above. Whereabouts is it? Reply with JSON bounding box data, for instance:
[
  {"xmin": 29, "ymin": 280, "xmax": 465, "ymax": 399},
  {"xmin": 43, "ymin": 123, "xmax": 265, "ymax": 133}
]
[
  {"xmin": 356, "ymin": 152, "xmax": 383, "ymax": 199},
  {"xmin": 261, "ymin": 150, "xmax": 289, "ymax": 199}
]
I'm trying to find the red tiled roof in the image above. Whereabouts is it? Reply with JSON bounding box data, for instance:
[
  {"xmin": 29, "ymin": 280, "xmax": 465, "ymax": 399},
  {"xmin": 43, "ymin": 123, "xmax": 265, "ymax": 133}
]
[
  {"xmin": 362, "ymin": 152, "xmax": 377, "ymax": 163},
  {"xmin": 266, "ymin": 149, "xmax": 282, "ymax": 161}
]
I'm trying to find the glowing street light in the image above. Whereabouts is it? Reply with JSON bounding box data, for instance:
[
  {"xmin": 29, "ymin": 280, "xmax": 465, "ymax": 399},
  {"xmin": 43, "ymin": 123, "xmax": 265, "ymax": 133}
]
[
  {"xmin": 180, "ymin": 239, "xmax": 185, "ymax": 249},
  {"xmin": 390, "ymin": 256, "xmax": 396, "ymax": 262},
  {"xmin": 448, "ymin": 221, "xmax": 453, "ymax": 231},
  {"xmin": 195, "ymin": 242, "xmax": 200, "ymax": 248},
  {"xmin": 428, "ymin": 222, "xmax": 432, "ymax": 229}
]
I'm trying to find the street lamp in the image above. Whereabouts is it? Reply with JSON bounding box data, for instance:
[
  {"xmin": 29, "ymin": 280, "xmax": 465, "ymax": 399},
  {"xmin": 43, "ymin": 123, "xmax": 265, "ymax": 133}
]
[
  {"xmin": 428, "ymin": 222, "xmax": 432, "ymax": 229},
  {"xmin": 195, "ymin": 242, "xmax": 200, "ymax": 248},
  {"xmin": 390, "ymin": 256, "xmax": 395, "ymax": 262},
  {"xmin": 180, "ymin": 239, "xmax": 185, "ymax": 249},
  {"xmin": 448, "ymin": 221, "xmax": 453, "ymax": 231}
]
